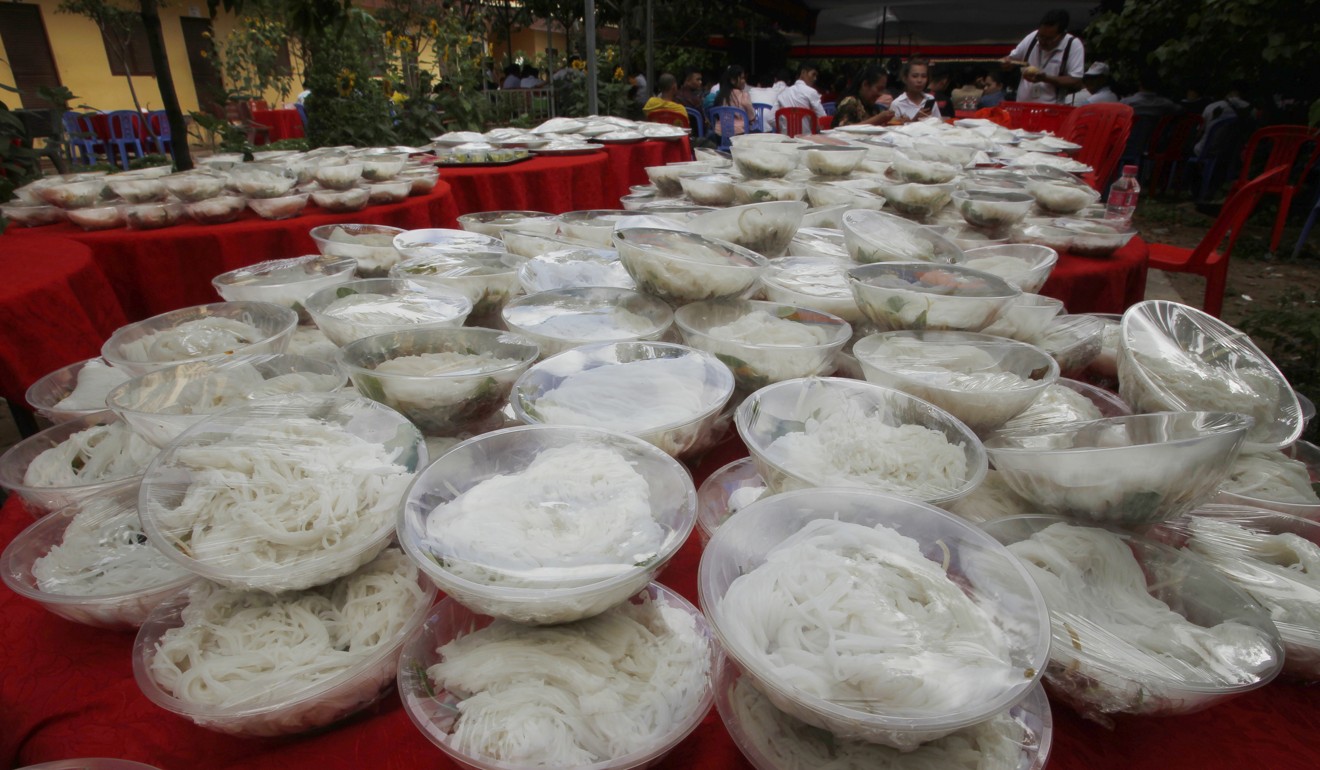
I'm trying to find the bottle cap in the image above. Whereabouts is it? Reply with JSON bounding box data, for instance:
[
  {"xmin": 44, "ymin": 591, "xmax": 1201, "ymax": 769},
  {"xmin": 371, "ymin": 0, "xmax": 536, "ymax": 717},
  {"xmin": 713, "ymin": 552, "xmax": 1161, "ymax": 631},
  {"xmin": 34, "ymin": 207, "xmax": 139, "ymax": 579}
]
[{"xmin": 1123, "ymin": 165, "xmax": 1138, "ymax": 175}]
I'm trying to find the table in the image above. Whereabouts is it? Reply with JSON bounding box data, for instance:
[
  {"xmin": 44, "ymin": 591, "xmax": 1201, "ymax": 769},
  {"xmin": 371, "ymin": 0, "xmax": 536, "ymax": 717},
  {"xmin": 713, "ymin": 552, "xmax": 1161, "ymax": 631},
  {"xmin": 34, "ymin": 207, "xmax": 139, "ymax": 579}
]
[
  {"xmin": 0, "ymin": 237, "xmax": 127, "ymax": 406},
  {"xmin": 2, "ymin": 182, "xmax": 461, "ymax": 322},
  {"xmin": 250, "ymin": 109, "xmax": 305, "ymax": 143},
  {"xmin": 438, "ymin": 152, "xmax": 613, "ymax": 214},
  {"xmin": 1041, "ymin": 237, "xmax": 1150, "ymax": 314},
  {"xmin": 3, "ymin": 434, "xmax": 1320, "ymax": 770}
]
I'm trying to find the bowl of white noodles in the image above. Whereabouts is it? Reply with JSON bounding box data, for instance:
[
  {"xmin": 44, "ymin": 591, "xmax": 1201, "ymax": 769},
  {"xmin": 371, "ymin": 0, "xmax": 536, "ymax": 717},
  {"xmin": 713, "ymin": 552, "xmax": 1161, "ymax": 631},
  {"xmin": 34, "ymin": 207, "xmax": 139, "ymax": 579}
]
[
  {"xmin": 1, "ymin": 482, "xmax": 195, "ymax": 629},
  {"xmin": 1119, "ymin": 300, "xmax": 1303, "ymax": 452},
  {"xmin": 695, "ymin": 457, "xmax": 768, "ymax": 545},
  {"xmin": 137, "ymin": 393, "xmax": 425, "ymax": 593},
  {"xmin": 501, "ymin": 287, "xmax": 674, "ymax": 359},
  {"xmin": 105, "ymin": 353, "xmax": 347, "ymax": 448},
  {"xmin": 25, "ymin": 357, "xmax": 130, "ymax": 424},
  {"xmin": 735, "ymin": 377, "xmax": 986, "ymax": 505},
  {"xmin": 955, "ymin": 244, "xmax": 1059, "ymax": 294},
  {"xmin": 133, "ymin": 546, "xmax": 435, "ymax": 737},
  {"xmin": 1214, "ymin": 440, "xmax": 1320, "ymax": 519},
  {"xmin": 303, "ymin": 278, "xmax": 473, "ymax": 346},
  {"xmin": 0, "ymin": 410, "xmax": 159, "ymax": 518},
  {"xmin": 211, "ymin": 254, "xmax": 357, "ymax": 322},
  {"xmin": 713, "ymin": 655, "xmax": 1054, "ymax": 770},
  {"xmin": 612, "ymin": 228, "xmax": 769, "ymax": 305},
  {"xmin": 398, "ymin": 424, "xmax": 696, "ymax": 625},
  {"xmin": 985, "ymin": 411, "xmax": 1252, "ymax": 528},
  {"xmin": 511, "ymin": 341, "xmax": 735, "ymax": 459},
  {"xmin": 339, "ymin": 328, "xmax": 539, "ymax": 437},
  {"xmin": 389, "ymin": 251, "xmax": 529, "ymax": 321},
  {"xmin": 699, "ymin": 487, "xmax": 1050, "ymax": 749},
  {"xmin": 100, "ymin": 302, "xmax": 299, "ymax": 377},
  {"xmin": 848, "ymin": 262, "xmax": 1020, "ymax": 333},
  {"xmin": 397, "ymin": 582, "xmax": 715, "ymax": 770},
  {"xmin": 982, "ymin": 515, "xmax": 1284, "ymax": 724}
]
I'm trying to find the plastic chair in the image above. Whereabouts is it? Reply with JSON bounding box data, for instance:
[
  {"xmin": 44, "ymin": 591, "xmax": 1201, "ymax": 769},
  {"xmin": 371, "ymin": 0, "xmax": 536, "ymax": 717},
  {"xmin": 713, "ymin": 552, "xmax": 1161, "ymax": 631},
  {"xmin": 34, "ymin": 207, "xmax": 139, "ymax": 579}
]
[
  {"xmin": 1145, "ymin": 112, "xmax": 1203, "ymax": 195},
  {"xmin": 1226, "ymin": 125, "xmax": 1320, "ymax": 253},
  {"xmin": 225, "ymin": 101, "xmax": 272, "ymax": 145},
  {"xmin": 708, "ymin": 106, "xmax": 747, "ymax": 152},
  {"xmin": 1186, "ymin": 116, "xmax": 1253, "ymax": 202},
  {"xmin": 684, "ymin": 107, "xmax": 705, "ymax": 137},
  {"xmin": 1001, "ymin": 102, "xmax": 1074, "ymax": 133},
  {"xmin": 295, "ymin": 102, "xmax": 308, "ymax": 133},
  {"xmin": 62, "ymin": 111, "xmax": 104, "ymax": 166},
  {"xmin": 1059, "ymin": 102, "xmax": 1134, "ymax": 191},
  {"xmin": 1291, "ymin": 189, "xmax": 1320, "ymax": 258},
  {"xmin": 646, "ymin": 109, "xmax": 690, "ymax": 129},
  {"xmin": 105, "ymin": 110, "xmax": 147, "ymax": 170},
  {"xmin": 774, "ymin": 107, "xmax": 818, "ymax": 138},
  {"xmin": 751, "ymin": 102, "xmax": 774, "ymax": 133},
  {"xmin": 1147, "ymin": 166, "xmax": 1285, "ymax": 318},
  {"xmin": 146, "ymin": 110, "xmax": 172, "ymax": 156},
  {"xmin": 822, "ymin": 101, "xmax": 837, "ymax": 117}
]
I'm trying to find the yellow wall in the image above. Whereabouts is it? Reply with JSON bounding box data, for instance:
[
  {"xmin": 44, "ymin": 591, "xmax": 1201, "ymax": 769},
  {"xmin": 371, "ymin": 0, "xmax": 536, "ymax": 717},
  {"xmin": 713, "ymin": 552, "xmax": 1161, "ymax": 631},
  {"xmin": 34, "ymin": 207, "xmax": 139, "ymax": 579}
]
[{"xmin": 0, "ymin": 1, "xmax": 250, "ymax": 112}]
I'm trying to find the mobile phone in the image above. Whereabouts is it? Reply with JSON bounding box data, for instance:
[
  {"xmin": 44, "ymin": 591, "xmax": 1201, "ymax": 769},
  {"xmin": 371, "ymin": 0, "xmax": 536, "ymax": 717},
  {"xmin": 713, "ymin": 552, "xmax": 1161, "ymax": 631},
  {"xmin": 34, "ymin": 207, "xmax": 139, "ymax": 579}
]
[{"xmin": 922, "ymin": 98, "xmax": 936, "ymax": 111}]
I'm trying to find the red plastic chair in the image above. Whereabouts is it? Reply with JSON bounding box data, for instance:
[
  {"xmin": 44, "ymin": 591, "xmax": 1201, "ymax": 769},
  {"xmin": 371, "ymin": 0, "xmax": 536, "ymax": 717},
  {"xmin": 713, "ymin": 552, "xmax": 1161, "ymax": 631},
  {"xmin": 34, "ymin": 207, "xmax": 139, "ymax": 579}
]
[
  {"xmin": 1059, "ymin": 103, "xmax": 1134, "ymax": 191},
  {"xmin": 1000, "ymin": 102, "xmax": 1074, "ymax": 133},
  {"xmin": 774, "ymin": 107, "xmax": 819, "ymax": 137},
  {"xmin": 1147, "ymin": 166, "xmax": 1285, "ymax": 318},
  {"xmin": 1226, "ymin": 125, "xmax": 1320, "ymax": 253},
  {"xmin": 646, "ymin": 109, "xmax": 690, "ymax": 129},
  {"xmin": 1145, "ymin": 112, "xmax": 1203, "ymax": 195}
]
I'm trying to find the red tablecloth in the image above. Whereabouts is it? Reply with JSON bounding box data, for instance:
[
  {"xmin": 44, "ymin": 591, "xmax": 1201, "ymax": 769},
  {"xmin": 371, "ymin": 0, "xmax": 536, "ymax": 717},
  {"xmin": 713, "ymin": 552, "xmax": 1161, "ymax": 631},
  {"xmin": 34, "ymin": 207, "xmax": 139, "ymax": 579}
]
[
  {"xmin": 2, "ymin": 435, "xmax": 1320, "ymax": 769},
  {"xmin": 0, "ymin": 237, "xmax": 128, "ymax": 405},
  {"xmin": 438, "ymin": 152, "xmax": 613, "ymax": 215},
  {"xmin": 251, "ymin": 109, "xmax": 305, "ymax": 143},
  {"xmin": 1041, "ymin": 236, "xmax": 1150, "ymax": 314},
  {"xmin": 600, "ymin": 138, "xmax": 692, "ymax": 204},
  {"xmin": 2, "ymin": 183, "xmax": 460, "ymax": 322}
]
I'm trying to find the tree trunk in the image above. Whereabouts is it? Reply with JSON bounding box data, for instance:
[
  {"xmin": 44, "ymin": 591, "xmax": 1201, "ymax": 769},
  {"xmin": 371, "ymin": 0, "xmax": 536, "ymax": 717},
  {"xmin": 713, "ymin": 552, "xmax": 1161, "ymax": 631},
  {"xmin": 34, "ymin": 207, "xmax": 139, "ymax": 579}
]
[{"xmin": 139, "ymin": 0, "xmax": 193, "ymax": 170}]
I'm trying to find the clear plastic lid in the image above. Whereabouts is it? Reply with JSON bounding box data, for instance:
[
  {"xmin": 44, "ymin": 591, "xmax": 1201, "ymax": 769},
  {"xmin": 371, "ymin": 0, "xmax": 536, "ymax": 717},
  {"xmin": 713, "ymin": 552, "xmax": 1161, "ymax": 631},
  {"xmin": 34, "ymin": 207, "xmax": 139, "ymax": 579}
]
[
  {"xmin": 304, "ymin": 278, "xmax": 473, "ymax": 346},
  {"xmin": 392, "ymin": 227, "xmax": 506, "ymax": 260},
  {"xmin": 847, "ymin": 262, "xmax": 1020, "ymax": 333},
  {"xmin": 688, "ymin": 201, "xmax": 809, "ymax": 258},
  {"xmin": 841, "ymin": 209, "xmax": 966, "ymax": 264},
  {"xmin": 1119, "ymin": 300, "xmax": 1303, "ymax": 451},
  {"xmin": 502, "ymin": 287, "xmax": 673, "ymax": 358},
  {"xmin": 613, "ymin": 227, "xmax": 769, "ymax": 305},
  {"xmin": 100, "ymin": 301, "xmax": 298, "ymax": 376},
  {"xmin": 1216, "ymin": 440, "xmax": 1320, "ymax": 517},
  {"xmin": 517, "ymin": 247, "xmax": 633, "ymax": 294}
]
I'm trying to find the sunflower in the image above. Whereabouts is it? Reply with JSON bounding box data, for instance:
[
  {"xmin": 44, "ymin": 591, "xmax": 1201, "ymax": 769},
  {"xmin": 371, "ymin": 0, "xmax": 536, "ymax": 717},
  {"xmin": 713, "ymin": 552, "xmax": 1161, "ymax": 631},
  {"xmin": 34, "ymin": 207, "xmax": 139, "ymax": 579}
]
[
  {"xmin": 613, "ymin": 66, "xmax": 624, "ymax": 82},
  {"xmin": 337, "ymin": 69, "xmax": 357, "ymax": 97}
]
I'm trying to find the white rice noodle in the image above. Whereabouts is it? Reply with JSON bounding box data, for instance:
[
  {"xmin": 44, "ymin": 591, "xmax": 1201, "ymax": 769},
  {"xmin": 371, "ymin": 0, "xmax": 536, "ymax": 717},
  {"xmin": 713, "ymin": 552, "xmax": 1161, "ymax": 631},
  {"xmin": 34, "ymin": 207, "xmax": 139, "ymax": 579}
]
[
  {"xmin": 52, "ymin": 360, "xmax": 130, "ymax": 411},
  {"xmin": 163, "ymin": 364, "xmax": 331, "ymax": 415},
  {"xmin": 945, "ymin": 470, "xmax": 1034, "ymax": 524},
  {"xmin": 34, "ymin": 495, "xmax": 191, "ymax": 596},
  {"xmin": 23, "ymin": 422, "xmax": 158, "ymax": 487},
  {"xmin": 1220, "ymin": 452, "xmax": 1319, "ymax": 505},
  {"xmin": 529, "ymin": 356, "xmax": 709, "ymax": 434},
  {"xmin": 999, "ymin": 383, "xmax": 1102, "ymax": 432}
]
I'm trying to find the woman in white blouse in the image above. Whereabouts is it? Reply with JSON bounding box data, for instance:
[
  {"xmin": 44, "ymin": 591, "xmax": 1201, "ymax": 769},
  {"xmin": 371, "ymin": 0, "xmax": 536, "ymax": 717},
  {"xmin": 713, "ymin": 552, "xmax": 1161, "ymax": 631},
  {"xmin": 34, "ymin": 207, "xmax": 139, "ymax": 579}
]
[{"xmin": 890, "ymin": 59, "xmax": 941, "ymax": 122}]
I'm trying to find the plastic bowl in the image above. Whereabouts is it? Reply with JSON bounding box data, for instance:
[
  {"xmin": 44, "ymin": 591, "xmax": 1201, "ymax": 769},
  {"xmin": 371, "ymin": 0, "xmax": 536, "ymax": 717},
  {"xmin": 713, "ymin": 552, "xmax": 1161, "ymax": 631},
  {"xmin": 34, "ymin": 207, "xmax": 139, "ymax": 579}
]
[
  {"xmin": 957, "ymin": 244, "xmax": 1060, "ymax": 294},
  {"xmin": 457, "ymin": 210, "xmax": 558, "ymax": 238},
  {"xmin": 854, "ymin": 330, "xmax": 1060, "ymax": 435},
  {"xmin": 399, "ymin": 166, "xmax": 440, "ymax": 195},
  {"xmin": 713, "ymin": 655, "xmax": 1054, "ymax": 770},
  {"xmin": 502, "ymin": 287, "xmax": 673, "ymax": 358},
  {"xmin": 247, "ymin": 192, "xmax": 309, "ymax": 220},
  {"xmin": 555, "ymin": 209, "xmax": 633, "ymax": 247},
  {"xmin": 25, "ymin": 358, "xmax": 131, "ymax": 423},
  {"xmin": 679, "ymin": 173, "xmax": 740, "ymax": 207},
  {"xmin": 1018, "ymin": 218, "xmax": 1136, "ymax": 258},
  {"xmin": 309, "ymin": 223, "xmax": 405, "ymax": 277},
  {"xmin": 398, "ymin": 425, "xmax": 696, "ymax": 623},
  {"xmin": 396, "ymin": 583, "xmax": 715, "ymax": 768},
  {"xmin": 0, "ymin": 201, "xmax": 66, "ymax": 226},
  {"xmin": 874, "ymin": 180, "xmax": 956, "ymax": 220},
  {"xmin": 517, "ymin": 247, "xmax": 634, "ymax": 293},
  {"xmin": 1035, "ymin": 314, "xmax": 1106, "ymax": 377},
  {"xmin": 124, "ymin": 202, "xmax": 184, "ymax": 230},
  {"xmin": 699, "ymin": 487, "xmax": 1050, "ymax": 748},
  {"xmin": 695, "ymin": 457, "xmax": 768, "ymax": 545},
  {"xmin": 731, "ymin": 144, "xmax": 800, "ymax": 179},
  {"xmin": 36, "ymin": 178, "xmax": 107, "ymax": 209},
  {"xmin": 164, "ymin": 171, "xmax": 227, "ymax": 202},
  {"xmin": 359, "ymin": 152, "xmax": 407, "ymax": 181},
  {"xmin": 674, "ymin": 299, "xmax": 851, "ymax": 391},
  {"xmin": 132, "ymin": 547, "xmax": 435, "ymax": 737},
  {"xmin": 1119, "ymin": 300, "xmax": 1302, "ymax": 452},
  {"xmin": 736, "ymin": 377, "xmax": 986, "ymax": 503},
  {"xmin": 393, "ymin": 228, "xmax": 507, "ymax": 261},
  {"xmin": 229, "ymin": 164, "xmax": 298, "ymax": 198},
  {"xmin": 0, "ymin": 411, "xmax": 156, "ymax": 518},
  {"xmin": 500, "ymin": 226, "xmax": 593, "ymax": 258},
  {"xmin": 645, "ymin": 161, "xmax": 720, "ymax": 196},
  {"xmin": 997, "ymin": 377, "xmax": 1134, "ymax": 433},
  {"xmin": 985, "ymin": 411, "xmax": 1252, "ymax": 527},
  {"xmin": 106, "ymin": 353, "xmax": 347, "ymax": 448},
  {"xmin": 314, "ymin": 160, "xmax": 365, "ymax": 190},
  {"xmin": 688, "ymin": 201, "xmax": 808, "ymax": 258},
  {"xmin": 952, "ymin": 190, "xmax": 1035, "ymax": 230},
  {"xmin": 511, "ymin": 341, "xmax": 734, "ymax": 459},
  {"xmin": 1157, "ymin": 504, "xmax": 1320, "ymax": 680},
  {"xmin": 848, "ymin": 261, "xmax": 1020, "ymax": 333},
  {"xmin": 1026, "ymin": 179, "xmax": 1101, "ymax": 214},
  {"xmin": 338, "ymin": 327, "xmax": 538, "ymax": 437},
  {"xmin": 892, "ymin": 154, "xmax": 962, "ymax": 184},
  {"xmin": 304, "ymin": 278, "xmax": 472, "ymax": 346},
  {"xmin": 212, "ymin": 253, "xmax": 358, "ymax": 322},
  {"xmin": 786, "ymin": 226, "xmax": 849, "ymax": 259},
  {"xmin": 183, "ymin": 194, "xmax": 247, "ymax": 224},
  {"xmin": 613, "ymin": 227, "xmax": 769, "ymax": 305},
  {"xmin": 732, "ymin": 179, "xmax": 808, "ymax": 204},
  {"xmin": 982, "ymin": 293, "xmax": 1067, "ymax": 341},
  {"xmin": 65, "ymin": 204, "xmax": 126, "ymax": 230},
  {"xmin": 841, "ymin": 209, "xmax": 965, "ymax": 264},
  {"xmin": 101, "ymin": 301, "xmax": 297, "ymax": 377},
  {"xmin": 1215, "ymin": 440, "xmax": 1320, "ymax": 519},
  {"xmin": 389, "ymin": 251, "xmax": 527, "ymax": 319},
  {"xmin": 799, "ymin": 144, "xmax": 867, "ymax": 176},
  {"xmin": 0, "ymin": 483, "xmax": 196, "ymax": 629},
  {"xmin": 366, "ymin": 179, "xmax": 411, "ymax": 205},
  {"xmin": 310, "ymin": 186, "xmax": 370, "ymax": 213},
  {"xmin": 137, "ymin": 393, "xmax": 425, "ymax": 592},
  {"xmin": 108, "ymin": 176, "xmax": 167, "ymax": 204},
  {"xmin": 760, "ymin": 256, "xmax": 866, "ymax": 325},
  {"xmin": 982, "ymin": 515, "xmax": 1283, "ymax": 722}
]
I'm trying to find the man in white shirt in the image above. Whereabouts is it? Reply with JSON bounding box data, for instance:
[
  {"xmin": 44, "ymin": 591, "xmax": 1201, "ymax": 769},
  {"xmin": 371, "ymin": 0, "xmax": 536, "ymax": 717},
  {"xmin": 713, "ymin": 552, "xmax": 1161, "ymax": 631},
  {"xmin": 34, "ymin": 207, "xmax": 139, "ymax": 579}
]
[
  {"xmin": 775, "ymin": 62, "xmax": 827, "ymax": 118},
  {"xmin": 1004, "ymin": 9, "xmax": 1084, "ymax": 104},
  {"xmin": 1076, "ymin": 62, "xmax": 1117, "ymax": 105}
]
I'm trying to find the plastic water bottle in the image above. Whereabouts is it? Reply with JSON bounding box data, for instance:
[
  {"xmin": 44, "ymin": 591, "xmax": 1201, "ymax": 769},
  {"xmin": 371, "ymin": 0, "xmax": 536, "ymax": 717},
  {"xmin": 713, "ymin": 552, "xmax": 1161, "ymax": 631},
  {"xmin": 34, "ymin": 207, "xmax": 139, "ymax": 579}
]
[{"xmin": 1105, "ymin": 165, "xmax": 1140, "ymax": 227}]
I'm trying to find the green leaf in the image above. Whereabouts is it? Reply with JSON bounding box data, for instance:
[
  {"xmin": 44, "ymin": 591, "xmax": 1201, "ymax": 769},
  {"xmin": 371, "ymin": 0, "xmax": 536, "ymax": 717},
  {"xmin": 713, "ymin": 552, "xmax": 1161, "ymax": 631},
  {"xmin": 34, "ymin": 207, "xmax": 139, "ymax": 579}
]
[
  {"xmin": 335, "ymin": 286, "xmax": 358, "ymax": 299},
  {"xmin": 354, "ymin": 373, "xmax": 388, "ymax": 402}
]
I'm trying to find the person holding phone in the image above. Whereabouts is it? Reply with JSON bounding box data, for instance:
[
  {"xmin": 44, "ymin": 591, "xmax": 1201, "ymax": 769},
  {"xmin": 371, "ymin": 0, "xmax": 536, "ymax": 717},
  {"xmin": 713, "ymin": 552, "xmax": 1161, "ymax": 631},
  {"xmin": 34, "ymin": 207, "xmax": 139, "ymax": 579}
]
[{"xmin": 890, "ymin": 58, "xmax": 941, "ymax": 122}]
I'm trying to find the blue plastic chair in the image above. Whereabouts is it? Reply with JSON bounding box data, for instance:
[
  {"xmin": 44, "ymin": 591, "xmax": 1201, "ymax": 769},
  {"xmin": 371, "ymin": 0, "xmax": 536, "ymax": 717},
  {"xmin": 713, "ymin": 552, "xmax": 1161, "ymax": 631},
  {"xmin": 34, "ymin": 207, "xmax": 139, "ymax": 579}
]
[
  {"xmin": 751, "ymin": 103, "xmax": 773, "ymax": 133},
  {"xmin": 708, "ymin": 106, "xmax": 748, "ymax": 152},
  {"xmin": 62, "ymin": 111, "xmax": 103, "ymax": 166},
  {"xmin": 822, "ymin": 101, "xmax": 837, "ymax": 117},
  {"xmin": 146, "ymin": 110, "xmax": 172, "ymax": 156},
  {"xmin": 1292, "ymin": 188, "xmax": 1320, "ymax": 258},
  {"xmin": 295, "ymin": 102, "xmax": 308, "ymax": 133},
  {"xmin": 684, "ymin": 107, "xmax": 705, "ymax": 138},
  {"xmin": 105, "ymin": 110, "xmax": 147, "ymax": 169}
]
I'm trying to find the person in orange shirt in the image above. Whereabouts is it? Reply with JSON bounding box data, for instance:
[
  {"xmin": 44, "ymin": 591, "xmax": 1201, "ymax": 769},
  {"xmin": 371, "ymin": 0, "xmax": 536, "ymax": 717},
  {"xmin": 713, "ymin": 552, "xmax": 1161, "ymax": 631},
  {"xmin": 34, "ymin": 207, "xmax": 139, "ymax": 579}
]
[{"xmin": 643, "ymin": 73, "xmax": 689, "ymax": 125}]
